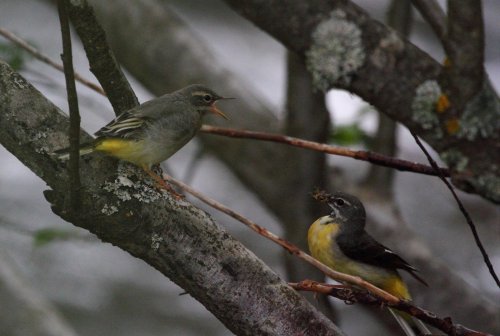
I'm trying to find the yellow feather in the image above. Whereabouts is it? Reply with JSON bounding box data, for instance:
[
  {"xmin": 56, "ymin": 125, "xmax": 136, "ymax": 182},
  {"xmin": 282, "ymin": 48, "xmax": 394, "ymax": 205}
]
[
  {"xmin": 94, "ymin": 139, "xmax": 147, "ymax": 166},
  {"xmin": 308, "ymin": 216, "xmax": 411, "ymax": 300}
]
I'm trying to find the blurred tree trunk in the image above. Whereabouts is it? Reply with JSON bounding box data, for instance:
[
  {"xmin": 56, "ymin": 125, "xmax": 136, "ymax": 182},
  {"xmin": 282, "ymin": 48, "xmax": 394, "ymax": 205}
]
[
  {"xmin": 283, "ymin": 50, "xmax": 332, "ymax": 316},
  {"xmin": 365, "ymin": 1, "xmax": 412, "ymax": 198}
]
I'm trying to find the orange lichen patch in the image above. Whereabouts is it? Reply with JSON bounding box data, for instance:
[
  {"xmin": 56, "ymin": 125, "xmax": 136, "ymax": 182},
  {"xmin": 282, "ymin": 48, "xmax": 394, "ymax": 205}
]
[
  {"xmin": 445, "ymin": 118, "xmax": 460, "ymax": 135},
  {"xmin": 443, "ymin": 57, "xmax": 451, "ymax": 68},
  {"xmin": 436, "ymin": 94, "xmax": 450, "ymax": 113}
]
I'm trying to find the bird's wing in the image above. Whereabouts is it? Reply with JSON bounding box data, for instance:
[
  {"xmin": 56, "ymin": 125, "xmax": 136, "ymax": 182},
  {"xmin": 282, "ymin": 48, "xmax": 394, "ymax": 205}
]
[
  {"xmin": 95, "ymin": 109, "xmax": 150, "ymax": 139},
  {"xmin": 338, "ymin": 232, "xmax": 428, "ymax": 286},
  {"xmin": 94, "ymin": 95, "xmax": 180, "ymax": 139}
]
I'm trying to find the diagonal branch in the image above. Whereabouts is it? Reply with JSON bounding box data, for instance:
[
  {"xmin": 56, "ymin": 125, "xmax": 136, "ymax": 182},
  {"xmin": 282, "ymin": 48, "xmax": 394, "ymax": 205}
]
[
  {"xmin": 66, "ymin": 0, "xmax": 138, "ymax": 114},
  {"xmin": 163, "ymin": 174, "xmax": 400, "ymax": 304},
  {"xmin": 410, "ymin": 0, "xmax": 447, "ymax": 43},
  {"xmin": 290, "ymin": 280, "xmax": 492, "ymax": 336},
  {"xmin": 0, "ymin": 28, "xmax": 105, "ymax": 95},
  {"xmin": 201, "ymin": 125, "xmax": 450, "ymax": 177},
  {"xmin": 0, "ymin": 60, "xmax": 344, "ymax": 336},
  {"xmin": 410, "ymin": 132, "xmax": 499, "ymax": 288}
]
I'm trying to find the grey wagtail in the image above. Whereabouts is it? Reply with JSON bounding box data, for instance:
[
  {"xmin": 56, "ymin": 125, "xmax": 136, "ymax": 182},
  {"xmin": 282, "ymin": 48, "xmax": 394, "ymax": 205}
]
[
  {"xmin": 308, "ymin": 191, "xmax": 430, "ymax": 335},
  {"xmin": 55, "ymin": 84, "xmax": 230, "ymax": 191}
]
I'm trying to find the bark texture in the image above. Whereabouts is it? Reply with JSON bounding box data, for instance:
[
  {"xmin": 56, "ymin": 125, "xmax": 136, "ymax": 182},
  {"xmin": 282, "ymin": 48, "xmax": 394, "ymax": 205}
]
[
  {"xmin": 222, "ymin": 0, "xmax": 500, "ymax": 204},
  {"xmin": 0, "ymin": 61, "xmax": 344, "ymax": 336},
  {"xmin": 80, "ymin": 1, "xmax": 499, "ymax": 332}
]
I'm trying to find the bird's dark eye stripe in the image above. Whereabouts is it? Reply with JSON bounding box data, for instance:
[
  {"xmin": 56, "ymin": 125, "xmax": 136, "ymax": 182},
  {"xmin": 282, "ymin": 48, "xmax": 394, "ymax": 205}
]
[{"xmin": 203, "ymin": 94, "xmax": 212, "ymax": 102}]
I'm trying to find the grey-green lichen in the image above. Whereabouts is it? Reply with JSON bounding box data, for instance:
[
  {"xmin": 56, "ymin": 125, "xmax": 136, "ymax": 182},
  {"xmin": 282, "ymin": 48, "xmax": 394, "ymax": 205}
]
[
  {"xmin": 32, "ymin": 130, "xmax": 50, "ymax": 154},
  {"xmin": 103, "ymin": 163, "xmax": 169, "ymax": 204},
  {"xmin": 440, "ymin": 149, "xmax": 469, "ymax": 172},
  {"xmin": 475, "ymin": 172, "xmax": 500, "ymax": 202},
  {"xmin": 151, "ymin": 233, "xmax": 163, "ymax": 251},
  {"xmin": 8, "ymin": 71, "xmax": 30, "ymax": 90},
  {"xmin": 100, "ymin": 163, "xmax": 171, "ymax": 215},
  {"xmin": 306, "ymin": 9, "xmax": 365, "ymax": 91},
  {"xmin": 370, "ymin": 31, "xmax": 404, "ymax": 69},
  {"xmin": 101, "ymin": 204, "xmax": 118, "ymax": 215},
  {"xmin": 457, "ymin": 82, "xmax": 500, "ymax": 140},
  {"xmin": 411, "ymin": 80, "xmax": 443, "ymax": 138}
]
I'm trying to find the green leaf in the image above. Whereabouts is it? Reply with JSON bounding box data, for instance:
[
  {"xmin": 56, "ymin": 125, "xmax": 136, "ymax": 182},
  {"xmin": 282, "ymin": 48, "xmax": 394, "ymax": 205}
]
[
  {"xmin": 330, "ymin": 124, "xmax": 369, "ymax": 146},
  {"xmin": 33, "ymin": 228, "xmax": 72, "ymax": 247},
  {"xmin": 0, "ymin": 42, "xmax": 28, "ymax": 71}
]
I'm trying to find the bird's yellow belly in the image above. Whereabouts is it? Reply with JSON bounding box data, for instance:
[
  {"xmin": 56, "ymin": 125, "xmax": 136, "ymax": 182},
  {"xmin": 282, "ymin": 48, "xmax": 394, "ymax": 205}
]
[
  {"xmin": 307, "ymin": 220, "xmax": 410, "ymax": 299},
  {"xmin": 95, "ymin": 139, "xmax": 152, "ymax": 166}
]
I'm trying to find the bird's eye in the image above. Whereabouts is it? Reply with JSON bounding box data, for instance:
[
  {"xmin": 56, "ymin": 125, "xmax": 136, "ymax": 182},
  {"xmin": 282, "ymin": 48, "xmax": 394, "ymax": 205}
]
[
  {"xmin": 334, "ymin": 198, "xmax": 345, "ymax": 206},
  {"xmin": 203, "ymin": 94, "xmax": 212, "ymax": 102}
]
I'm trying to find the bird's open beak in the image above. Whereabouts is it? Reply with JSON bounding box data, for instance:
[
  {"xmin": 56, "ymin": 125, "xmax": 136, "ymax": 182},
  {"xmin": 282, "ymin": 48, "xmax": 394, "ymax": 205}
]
[{"xmin": 211, "ymin": 97, "xmax": 234, "ymax": 120}]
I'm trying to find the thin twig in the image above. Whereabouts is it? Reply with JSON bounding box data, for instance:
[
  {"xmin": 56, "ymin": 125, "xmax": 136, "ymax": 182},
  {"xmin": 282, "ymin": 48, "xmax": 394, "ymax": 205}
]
[
  {"xmin": 410, "ymin": 0, "xmax": 447, "ymax": 43},
  {"xmin": 58, "ymin": 0, "xmax": 81, "ymax": 210},
  {"xmin": 290, "ymin": 280, "xmax": 492, "ymax": 336},
  {"xmin": 410, "ymin": 132, "xmax": 499, "ymax": 288},
  {"xmin": 0, "ymin": 33, "xmax": 460, "ymax": 186},
  {"xmin": 201, "ymin": 125, "xmax": 450, "ymax": 177},
  {"xmin": 162, "ymin": 173, "xmax": 400, "ymax": 304},
  {"xmin": 0, "ymin": 27, "xmax": 105, "ymax": 95}
]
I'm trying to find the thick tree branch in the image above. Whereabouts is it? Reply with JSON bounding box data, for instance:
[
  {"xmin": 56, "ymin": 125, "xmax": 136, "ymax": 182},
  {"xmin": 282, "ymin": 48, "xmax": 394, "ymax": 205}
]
[
  {"xmin": 222, "ymin": 0, "xmax": 500, "ymax": 203},
  {"xmin": 81, "ymin": 2, "xmax": 500, "ymax": 332},
  {"xmin": 66, "ymin": 0, "xmax": 138, "ymax": 114},
  {"xmin": 0, "ymin": 61, "xmax": 344, "ymax": 336}
]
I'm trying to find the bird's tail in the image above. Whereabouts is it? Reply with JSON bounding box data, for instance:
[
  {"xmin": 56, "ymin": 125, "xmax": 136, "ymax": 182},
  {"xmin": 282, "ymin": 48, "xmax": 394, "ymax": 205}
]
[
  {"xmin": 53, "ymin": 143, "xmax": 95, "ymax": 160},
  {"xmin": 389, "ymin": 308, "xmax": 431, "ymax": 336}
]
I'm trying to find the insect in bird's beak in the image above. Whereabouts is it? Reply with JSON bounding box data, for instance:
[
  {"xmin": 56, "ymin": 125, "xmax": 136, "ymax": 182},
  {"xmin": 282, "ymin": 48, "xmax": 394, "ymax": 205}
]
[{"xmin": 211, "ymin": 97, "xmax": 234, "ymax": 120}]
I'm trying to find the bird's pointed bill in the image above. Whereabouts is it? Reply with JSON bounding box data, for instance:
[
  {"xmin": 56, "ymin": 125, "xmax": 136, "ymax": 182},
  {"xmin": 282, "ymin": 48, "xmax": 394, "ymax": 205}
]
[{"xmin": 210, "ymin": 104, "xmax": 229, "ymax": 120}]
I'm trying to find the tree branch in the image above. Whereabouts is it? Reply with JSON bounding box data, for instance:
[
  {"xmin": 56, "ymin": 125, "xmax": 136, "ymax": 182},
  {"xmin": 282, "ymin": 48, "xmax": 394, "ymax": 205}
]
[
  {"xmin": 64, "ymin": 1, "xmax": 499, "ymax": 331},
  {"xmin": 201, "ymin": 125, "xmax": 450, "ymax": 177},
  {"xmin": 410, "ymin": 0, "xmax": 447, "ymax": 43},
  {"xmin": 57, "ymin": 0, "xmax": 81, "ymax": 210},
  {"xmin": 163, "ymin": 174, "xmax": 400, "ymax": 303},
  {"xmin": 0, "ymin": 60, "xmax": 344, "ymax": 336},
  {"xmin": 410, "ymin": 133, "xmax": 499, "ymax": 287},
  {"xmin": 0, "ymin": 28, "xmax": 105, "ymax": 95},
  {"xmin": 290, "ymin": 280, "xmax": 493, "ymax": 336},
  {"xmin": 66, "ymin": 0, "xmax": 138, "ymax": 114},
  {"xmin": 445, "ymin": 0, "xmax": 485, "ymax": 105},
  {"xmin": 222, "ymin": 0, "xmax": 500, "ymax": 204}
]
